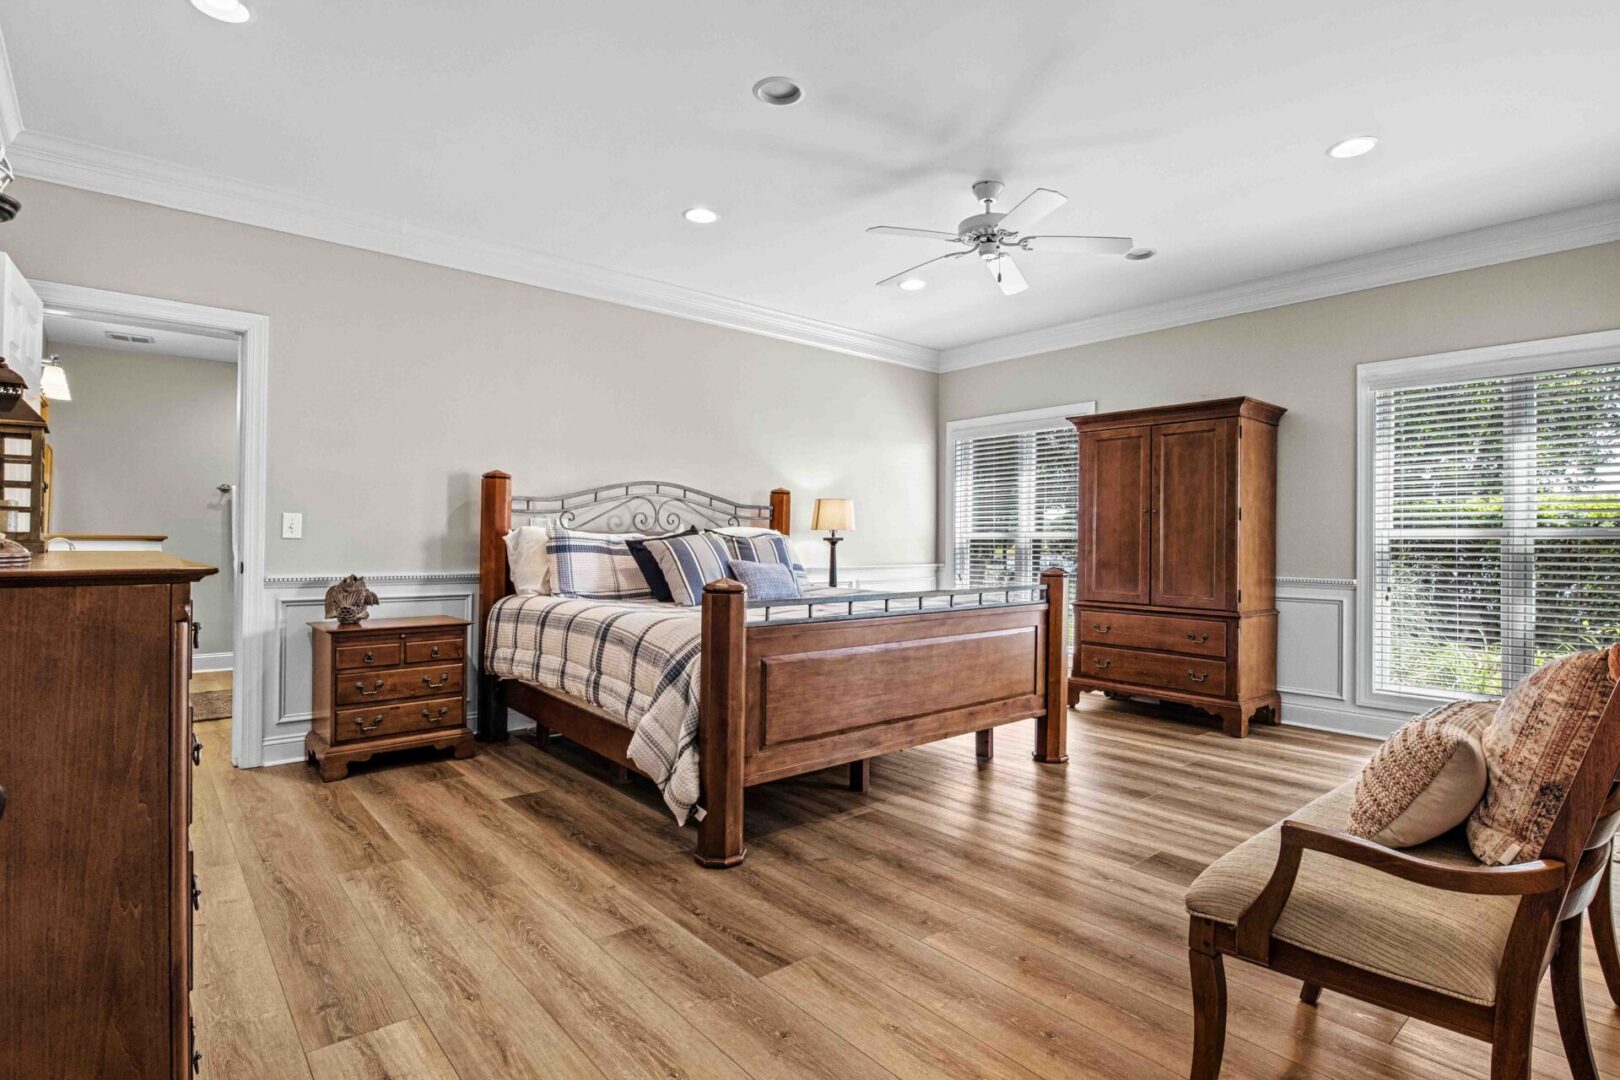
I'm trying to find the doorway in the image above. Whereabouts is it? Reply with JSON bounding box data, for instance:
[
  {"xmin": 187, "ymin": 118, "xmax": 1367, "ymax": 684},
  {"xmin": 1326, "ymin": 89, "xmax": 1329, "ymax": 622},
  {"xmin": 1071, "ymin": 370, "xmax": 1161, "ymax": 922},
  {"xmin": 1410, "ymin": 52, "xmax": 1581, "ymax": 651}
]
[{"xmin": 35, "ymin": 281, "xmax": 269, "ymax": 767}]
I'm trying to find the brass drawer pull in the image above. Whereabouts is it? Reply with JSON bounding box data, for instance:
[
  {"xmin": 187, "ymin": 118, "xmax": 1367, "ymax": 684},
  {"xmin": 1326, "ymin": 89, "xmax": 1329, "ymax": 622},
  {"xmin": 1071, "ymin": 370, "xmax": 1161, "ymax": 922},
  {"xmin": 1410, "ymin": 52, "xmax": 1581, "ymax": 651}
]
[
  {"xmin": 1187, "ymin": 632, "xmax": 1209, "ymax": 644},
  {"xmin": 430, "ymin": 645, "xmax": 441, "ymax": 658},
  {"xmin": 355, "ymin": 679, "xmax": 385, "ymax": 696},
  {"xmin": 192, "ymin": 735, "xmax": 203, "ymax": 767},
  {"xmin": 422, "ymin": 673, "xmax": 451, "ymax": 688},
  {"xmin": 191, "ymin": 875, "xmax": 202, "ymax": 912},
  {"xmin": 1187, "ymin": 671, "xmax": 1209, "ymax": 683},
  {"xmin": 353, "ymin": 715, "xmax": 385, "ymax": 733},
  {"xmin": 362, "ymin": 650, "xmax": 375, "ymax": 663},
  {"xmin": 1092, "ymin": 623, "xmax": 1110, "ymax": 633},
  {"xmin": 1092, "ymin": 657, "xmax": 1112, "ymax": 669},
  {"xmin": 421, "ymin": 705, "xmax": 450, "ymax": 722}
]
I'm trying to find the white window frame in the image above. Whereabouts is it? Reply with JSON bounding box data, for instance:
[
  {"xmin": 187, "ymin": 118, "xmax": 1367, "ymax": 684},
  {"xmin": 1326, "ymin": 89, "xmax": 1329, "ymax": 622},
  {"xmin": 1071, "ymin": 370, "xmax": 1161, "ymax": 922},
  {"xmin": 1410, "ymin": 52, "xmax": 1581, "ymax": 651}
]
[
  {"xmin": 1355, "ymin": 328, "xmax": 1620, "ymax": 714},
  {"xmin": 943, "ymin": 400, "xmax": 1096, "ymax": 591}
]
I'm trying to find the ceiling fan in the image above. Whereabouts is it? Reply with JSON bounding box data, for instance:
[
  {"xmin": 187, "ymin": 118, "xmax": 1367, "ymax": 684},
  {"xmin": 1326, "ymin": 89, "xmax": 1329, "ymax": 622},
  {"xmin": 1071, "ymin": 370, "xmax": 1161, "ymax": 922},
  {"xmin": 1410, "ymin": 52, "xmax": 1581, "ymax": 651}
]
[{"xmin": 866, "ymin": 180, "xmax": 1133, "ymax": 295}]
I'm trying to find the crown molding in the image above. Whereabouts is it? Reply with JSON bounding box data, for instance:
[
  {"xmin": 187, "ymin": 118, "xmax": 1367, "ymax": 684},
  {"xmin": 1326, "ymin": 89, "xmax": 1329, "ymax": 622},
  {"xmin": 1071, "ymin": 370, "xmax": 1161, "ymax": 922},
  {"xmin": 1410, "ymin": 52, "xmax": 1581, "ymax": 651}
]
[
  {"xmin": 937, "ymin": 197, "xmax": 1620, "ymax": 371},
  {"xmin": 6, "ymin": 129, "xmax": 941, "ymax": 371}
]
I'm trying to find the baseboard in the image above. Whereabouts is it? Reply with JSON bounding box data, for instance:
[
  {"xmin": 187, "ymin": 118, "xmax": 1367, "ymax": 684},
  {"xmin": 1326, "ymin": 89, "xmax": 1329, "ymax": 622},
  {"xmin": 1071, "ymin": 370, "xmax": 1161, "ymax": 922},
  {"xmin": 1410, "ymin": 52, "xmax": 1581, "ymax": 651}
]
[
  {"xmin": 1278, "ymin": 696, "xmax": 1405, "ymax": 740},
  {"xmin": 193, "ymin": 651, "xmax": 234, "ymax": 672}
]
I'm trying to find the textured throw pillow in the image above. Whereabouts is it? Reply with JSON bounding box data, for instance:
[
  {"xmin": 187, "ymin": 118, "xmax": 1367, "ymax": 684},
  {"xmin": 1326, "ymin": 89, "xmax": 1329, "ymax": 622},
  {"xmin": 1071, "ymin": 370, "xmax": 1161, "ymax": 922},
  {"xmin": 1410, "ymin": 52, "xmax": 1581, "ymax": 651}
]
[
  {"xmin": 624, "ymin": 529, "xmax": 696, "ymax": 603},
  {"xmin": 1348, "ymin": 700, "xmax": 1494, "ymax": 848},
  {"xmin": 1467, "ymin": 644, "xmax": 1620, "ymax": 865},
  {"xmin": 547, "ymin": 527, "xmax": 651, "ymax": 600},
  {"xmin": 641, "ymin": 531, "xmax": 733, "ymax": 606},
  {"xmin": 730, "ymin": 558, "xmax": 802, "ymax": 601},
  {"xmin": 716, "ymin": 528, "xmax": 809, "ymax": 588},
  {"xmin": 502, "ymin": 525, "xmax": 552, "ymax": 595}
]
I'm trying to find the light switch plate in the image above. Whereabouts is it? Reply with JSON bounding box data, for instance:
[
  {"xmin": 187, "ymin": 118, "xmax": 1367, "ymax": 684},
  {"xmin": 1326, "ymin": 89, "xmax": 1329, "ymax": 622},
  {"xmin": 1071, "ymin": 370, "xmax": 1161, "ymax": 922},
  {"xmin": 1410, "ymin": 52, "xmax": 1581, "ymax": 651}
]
[{"xmin": 281, "ymin": 512, "xmax": 303, "ymax": 539}]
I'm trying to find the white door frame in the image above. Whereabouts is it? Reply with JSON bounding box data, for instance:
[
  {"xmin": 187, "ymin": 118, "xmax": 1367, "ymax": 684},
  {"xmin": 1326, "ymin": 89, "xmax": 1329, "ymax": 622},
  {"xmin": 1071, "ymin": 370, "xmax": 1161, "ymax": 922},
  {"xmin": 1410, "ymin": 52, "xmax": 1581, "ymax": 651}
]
[{"xmin": 36, "ymin": 280, "xmax": 271, "ymax": 768}]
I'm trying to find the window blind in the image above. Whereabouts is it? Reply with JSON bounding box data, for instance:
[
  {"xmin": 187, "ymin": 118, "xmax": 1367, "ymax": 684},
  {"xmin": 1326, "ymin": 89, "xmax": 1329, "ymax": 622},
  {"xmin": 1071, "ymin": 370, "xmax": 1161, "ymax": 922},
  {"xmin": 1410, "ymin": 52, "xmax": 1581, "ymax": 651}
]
[
  {"xmin": 1372, "ymin": 361, "xmax": 1620, "ymax": 698},
  {"xmin": 951, "ymin": 423, "xmax": 1078, "ymax": 608}
]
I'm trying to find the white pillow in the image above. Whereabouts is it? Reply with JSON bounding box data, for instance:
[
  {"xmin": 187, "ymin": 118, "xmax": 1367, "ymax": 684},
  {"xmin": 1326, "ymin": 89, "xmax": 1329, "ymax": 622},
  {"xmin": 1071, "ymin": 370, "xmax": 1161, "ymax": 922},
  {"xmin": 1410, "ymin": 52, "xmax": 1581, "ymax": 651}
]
[{"xmin": 503, "ymin": 526, "xmax": 552, "ymax": 595}]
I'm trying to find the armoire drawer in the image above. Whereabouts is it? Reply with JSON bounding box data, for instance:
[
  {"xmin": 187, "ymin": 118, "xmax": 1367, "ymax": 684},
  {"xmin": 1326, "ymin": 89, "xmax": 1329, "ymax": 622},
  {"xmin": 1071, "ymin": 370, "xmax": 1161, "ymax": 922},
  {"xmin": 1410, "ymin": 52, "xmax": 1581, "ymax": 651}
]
[
  {"xmin": 334, "ymin": 697, "xmax": 464, "ymax": 743},
  {"xmin": 1077, "ymin": 609, "xmax": 1227, "ymax": 658},
  {"xmin": 1078, "ymin": 645, "xmax": 1229, "ymax": 698}
]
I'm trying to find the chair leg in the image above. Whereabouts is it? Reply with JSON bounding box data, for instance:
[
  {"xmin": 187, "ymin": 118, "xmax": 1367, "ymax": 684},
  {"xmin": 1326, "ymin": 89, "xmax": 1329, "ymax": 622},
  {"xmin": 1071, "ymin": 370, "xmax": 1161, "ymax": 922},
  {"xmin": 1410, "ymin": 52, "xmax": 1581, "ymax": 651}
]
[
  {"xmin": 1590, "ymin": 858, "xmax": 1620, "ymax": 1006},
  {"xmin": 1299, "ymin": 981, "xmax": 1321, "ymax": 1005},
  {"xmin": 1552, "ymin": 914, "xmax": 1600, "ymax": 1080},
  {"xmin": 1188, "ymin": 948, "xmax": 1227, "ymax": 1080}
]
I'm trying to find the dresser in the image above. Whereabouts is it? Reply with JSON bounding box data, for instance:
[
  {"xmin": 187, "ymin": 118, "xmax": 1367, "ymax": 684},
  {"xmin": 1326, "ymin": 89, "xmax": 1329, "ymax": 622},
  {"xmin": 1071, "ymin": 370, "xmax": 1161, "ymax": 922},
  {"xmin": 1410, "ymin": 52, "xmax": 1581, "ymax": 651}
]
[
  {"xmin": 1069, "ymin": 397, "xmax": 1284, "ymax": 737},
  {"xmin": 305, "ymin": 614, "xmax": 475, "ymax": 780},
  {"xmin": 0, "ymin": 552, "xmax": 216, "ymax": 1078}
]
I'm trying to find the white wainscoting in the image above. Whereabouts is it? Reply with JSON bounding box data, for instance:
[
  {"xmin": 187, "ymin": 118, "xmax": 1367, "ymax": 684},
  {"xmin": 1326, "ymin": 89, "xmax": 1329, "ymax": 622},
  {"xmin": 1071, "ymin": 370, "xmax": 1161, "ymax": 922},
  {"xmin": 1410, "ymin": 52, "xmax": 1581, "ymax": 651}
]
[
  {"xmin": 193, "ymin": 651, "xmax": 235, "ymax": 672},
  {"xmin": 1275, "ymin": 577, "xmax": 1408, "ymax": 740}
]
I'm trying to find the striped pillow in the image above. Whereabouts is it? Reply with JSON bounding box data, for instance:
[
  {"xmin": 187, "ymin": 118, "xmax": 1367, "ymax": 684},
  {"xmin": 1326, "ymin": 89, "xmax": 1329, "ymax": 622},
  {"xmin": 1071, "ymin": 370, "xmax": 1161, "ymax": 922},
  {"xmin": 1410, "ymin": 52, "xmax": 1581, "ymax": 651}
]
[
  {"xmin": 730, "ymin": 558, "xmax": 802, "ymax": 601},
  {"xmin": 716, "ymin": 529, "xmax": 808, "ymax": 588},
  {"xmin": 547, "ymin": 527, "xmax": 651, "ymax": 600},
  {"xmin": 641, "ymin": 531, "xmax": 734, "ymax": 606}
]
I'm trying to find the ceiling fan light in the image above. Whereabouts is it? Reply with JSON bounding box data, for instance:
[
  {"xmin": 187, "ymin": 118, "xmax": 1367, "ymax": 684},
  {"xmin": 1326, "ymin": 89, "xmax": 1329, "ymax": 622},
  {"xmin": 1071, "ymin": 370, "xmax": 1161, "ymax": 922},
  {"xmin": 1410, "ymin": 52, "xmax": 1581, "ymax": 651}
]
[
  {"xmin": 1327, "ymin": 135, "xmax": 1378, "ymax": 159},
  {"xmin": 682, "ymin": 207, "xmax": 719, "ymax": 224},
  {"xmin": 751, "ymin": 77, "xmax": 802, "ymax": 106},
  {"xmin": 189, "ymin": 0, "xmax": 251, "ymax": 23},
  {"xmin": 897, "ymin": 278, "xmax": 927, "ymax": 291}
]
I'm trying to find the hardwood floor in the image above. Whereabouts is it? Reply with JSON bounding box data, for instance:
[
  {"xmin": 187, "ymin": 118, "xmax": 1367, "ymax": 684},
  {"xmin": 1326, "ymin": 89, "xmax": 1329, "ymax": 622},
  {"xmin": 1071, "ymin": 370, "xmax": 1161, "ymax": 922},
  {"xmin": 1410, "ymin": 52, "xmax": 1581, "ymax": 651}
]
[{"xmin": 192, "ymin": 700, "xmax": 1620, "ymax": 1079}]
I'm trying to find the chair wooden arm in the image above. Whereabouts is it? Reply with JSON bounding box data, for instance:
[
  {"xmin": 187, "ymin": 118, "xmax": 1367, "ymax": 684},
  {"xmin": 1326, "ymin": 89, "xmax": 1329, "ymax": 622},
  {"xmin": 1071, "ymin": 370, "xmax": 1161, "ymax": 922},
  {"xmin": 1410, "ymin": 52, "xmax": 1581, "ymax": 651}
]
[{"xmin": 1233, "ymin": 820, "xmax": 1567, "ymax": 962}]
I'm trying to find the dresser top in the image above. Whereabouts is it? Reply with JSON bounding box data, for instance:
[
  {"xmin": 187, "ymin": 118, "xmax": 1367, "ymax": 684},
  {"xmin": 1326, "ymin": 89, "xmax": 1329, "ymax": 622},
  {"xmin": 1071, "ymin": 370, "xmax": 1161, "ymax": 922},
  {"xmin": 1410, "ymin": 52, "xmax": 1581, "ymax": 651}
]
[
  {"xmin": 309, "ymin": 614, "xmax": 471, "ymax": 635},
  {"xmin": 0, "ymin": 551, "xmax": 218, "ymax": 586}
]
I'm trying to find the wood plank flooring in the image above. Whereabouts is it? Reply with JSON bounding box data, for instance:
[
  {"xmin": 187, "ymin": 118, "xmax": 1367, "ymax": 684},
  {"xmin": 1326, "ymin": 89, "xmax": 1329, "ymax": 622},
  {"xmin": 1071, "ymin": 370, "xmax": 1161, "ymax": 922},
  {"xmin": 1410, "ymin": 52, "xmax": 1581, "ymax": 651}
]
[{"xmin": 191, "ymin": 700, "xmax": 1620, "ymax": 1079}]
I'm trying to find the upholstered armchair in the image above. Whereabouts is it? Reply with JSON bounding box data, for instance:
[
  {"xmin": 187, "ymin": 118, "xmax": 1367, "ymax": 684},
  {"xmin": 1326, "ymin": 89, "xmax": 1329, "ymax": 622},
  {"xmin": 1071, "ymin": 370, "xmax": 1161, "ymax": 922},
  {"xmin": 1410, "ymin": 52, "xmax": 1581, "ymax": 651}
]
[{"xmin": 1184, "ymin": 670, "xmax": 1620, "ymax": 1080}]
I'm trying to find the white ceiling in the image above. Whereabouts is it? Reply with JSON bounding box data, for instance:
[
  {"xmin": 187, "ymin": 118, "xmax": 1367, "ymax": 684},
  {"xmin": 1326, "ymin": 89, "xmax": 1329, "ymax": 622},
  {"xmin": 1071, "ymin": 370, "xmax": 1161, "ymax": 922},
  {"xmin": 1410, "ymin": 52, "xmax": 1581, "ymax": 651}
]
[
  {"xmin": 45, "ymin": 312, "xmax": 239, "ymax": 363},
  {"xmin": 3, "ymin": 1, "xmax": 1620, "ymax": 368}
]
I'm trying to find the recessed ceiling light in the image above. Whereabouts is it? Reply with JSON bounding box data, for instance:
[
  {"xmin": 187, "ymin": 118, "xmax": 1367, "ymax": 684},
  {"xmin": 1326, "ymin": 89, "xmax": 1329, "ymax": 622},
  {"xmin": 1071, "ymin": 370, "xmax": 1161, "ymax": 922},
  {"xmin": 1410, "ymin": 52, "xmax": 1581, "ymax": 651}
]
[
  {"xmin": 752, "ymin": 76, "xmax": 803, "ymax": 107},
  {"xmin": 1327, "ymin": 135, "xmax": 1378, "ymax": 159},
  {"xmin": 683, "ymin": 207, "xmax": 719, "ymax": 224},
  {"xmin": 1123, "ymin": 247, "xmax": 1155, "ymax": 261},
  {"xmin": 898, "ymin": 278, "xmax": 927, "ymax": 291},
  {"xmin": 189, "ymin": 0, "xmax": 250, "ymax": 22}
]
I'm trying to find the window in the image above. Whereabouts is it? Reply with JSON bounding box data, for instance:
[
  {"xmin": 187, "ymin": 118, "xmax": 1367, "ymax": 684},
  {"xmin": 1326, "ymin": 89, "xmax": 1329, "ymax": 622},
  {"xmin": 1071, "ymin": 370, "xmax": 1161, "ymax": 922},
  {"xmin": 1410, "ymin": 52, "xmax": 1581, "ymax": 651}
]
[
  {"xmin": 946, "ymin": 403, "xmax": 1091, "ymax": 611},
  {"xmin": 1362, "ymin": 334, "xmax": 1620, "ymax": 703}
]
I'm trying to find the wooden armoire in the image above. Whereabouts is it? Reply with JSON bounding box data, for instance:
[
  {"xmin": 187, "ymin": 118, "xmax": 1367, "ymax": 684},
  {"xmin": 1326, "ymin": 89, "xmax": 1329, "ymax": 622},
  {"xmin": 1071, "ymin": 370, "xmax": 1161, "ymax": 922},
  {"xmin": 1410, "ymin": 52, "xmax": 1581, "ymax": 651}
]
[
  {"xmin": 1069, "ymin": 397, "xmax": 1284, "ymax": 736},
  {"xmin": 0, "ymin": 552, "xmax": 216, "ymax": 1077}
]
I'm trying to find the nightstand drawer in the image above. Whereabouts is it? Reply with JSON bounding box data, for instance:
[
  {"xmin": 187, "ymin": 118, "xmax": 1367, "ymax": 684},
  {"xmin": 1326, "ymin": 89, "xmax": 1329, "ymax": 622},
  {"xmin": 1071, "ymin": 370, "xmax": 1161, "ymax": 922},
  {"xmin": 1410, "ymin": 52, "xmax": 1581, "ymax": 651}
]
[
  {"xmin": 1077, "ymin": 609, "xmax": 1227, "ymax": 658},
  {"xmin": 336, "ymin": 662, "xmax": 464, "ymax": 705},
  {"xmin": 334, "ymin": 697, "xmax": 464, "ymax": 743},
  {"xmin": 335, "ymin": 640, "xmax": 402, "ymax": 670},
  {"xmin": 404, "ymin": 637, "xmax": 464, "ymax": 665},
  {"xmin": 1079, "ymin": 645, "xmax": 1228, "ymax": 697}
]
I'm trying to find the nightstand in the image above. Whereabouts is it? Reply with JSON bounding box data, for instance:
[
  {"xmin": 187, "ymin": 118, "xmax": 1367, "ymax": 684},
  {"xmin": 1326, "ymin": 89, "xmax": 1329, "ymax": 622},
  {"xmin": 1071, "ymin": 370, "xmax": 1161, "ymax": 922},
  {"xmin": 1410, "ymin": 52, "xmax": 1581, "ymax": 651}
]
[{"xmin": 304, "ymin": 614, "xmax": 476, "ymax": 780}]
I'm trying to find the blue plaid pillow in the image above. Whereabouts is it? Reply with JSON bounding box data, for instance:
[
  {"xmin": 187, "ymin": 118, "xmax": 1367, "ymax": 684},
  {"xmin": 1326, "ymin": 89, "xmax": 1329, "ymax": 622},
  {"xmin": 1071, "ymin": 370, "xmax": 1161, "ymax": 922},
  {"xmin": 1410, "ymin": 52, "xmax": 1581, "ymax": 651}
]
[
  {"xmin": 717, "ymin": 530, "xmax": 808, "ymax": 588},
  {"xmin": 730, "ymin": 558, "xmax": 802, "ymax": 601},
  {"xmin": 547, "ymin": 527, "xmax": 651, "ymax": 600},
  {"xmin": 641, "ymin": 531, "xmax": 734, "ymax": 606}
]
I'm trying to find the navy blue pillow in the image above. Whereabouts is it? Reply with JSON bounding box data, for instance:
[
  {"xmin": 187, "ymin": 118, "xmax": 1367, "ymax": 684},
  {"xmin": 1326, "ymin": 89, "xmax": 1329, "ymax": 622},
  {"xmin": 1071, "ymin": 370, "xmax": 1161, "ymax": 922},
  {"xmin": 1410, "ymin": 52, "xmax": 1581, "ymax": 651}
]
[{"xmin": 625, "ymin": 528, "xmax": 696, "ymax": 603}]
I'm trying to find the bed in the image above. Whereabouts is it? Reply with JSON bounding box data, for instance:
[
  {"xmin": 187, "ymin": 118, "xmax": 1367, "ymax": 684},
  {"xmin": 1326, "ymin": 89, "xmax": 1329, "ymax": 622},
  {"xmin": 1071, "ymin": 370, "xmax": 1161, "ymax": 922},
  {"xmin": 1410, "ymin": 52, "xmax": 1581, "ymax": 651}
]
[{"xmin": 477, "ymin": 471, "xmax": 1068, "ymax": 867}]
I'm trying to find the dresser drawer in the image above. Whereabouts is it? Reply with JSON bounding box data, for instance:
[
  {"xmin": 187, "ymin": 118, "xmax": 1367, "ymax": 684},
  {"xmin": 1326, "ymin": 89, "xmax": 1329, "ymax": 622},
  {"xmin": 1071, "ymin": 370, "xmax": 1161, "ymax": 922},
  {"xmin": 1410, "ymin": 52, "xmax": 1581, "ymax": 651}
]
[
  {"xmin": 1079, "ymin": 644, "xmax": 1228, "ymax": 698},
  {"xmin": 1077, "ymin": 609, "xmax": 1227, "ymax": 658},
  {"xmin": 404, "ymin": 636, "xmax": 464, "ymax": 665},
  {"xmin": 335, "ymin": 640, "xmax": 402, "ymax": 671},
  {"xmin": 336, "ymin": 662, "xmax": 464, "ymax": 706},
  {"xmin": 334, "ymin": 697, "xmax": 464, "ymax": 743}
]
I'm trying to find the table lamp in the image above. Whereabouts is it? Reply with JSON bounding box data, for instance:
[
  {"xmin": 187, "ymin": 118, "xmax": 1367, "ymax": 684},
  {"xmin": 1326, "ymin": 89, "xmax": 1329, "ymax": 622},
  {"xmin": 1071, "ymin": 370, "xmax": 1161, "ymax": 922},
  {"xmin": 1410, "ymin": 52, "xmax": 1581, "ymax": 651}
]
[{"xmin": 810, "ymin": 498, "xmax": 854, "ymax": 587}]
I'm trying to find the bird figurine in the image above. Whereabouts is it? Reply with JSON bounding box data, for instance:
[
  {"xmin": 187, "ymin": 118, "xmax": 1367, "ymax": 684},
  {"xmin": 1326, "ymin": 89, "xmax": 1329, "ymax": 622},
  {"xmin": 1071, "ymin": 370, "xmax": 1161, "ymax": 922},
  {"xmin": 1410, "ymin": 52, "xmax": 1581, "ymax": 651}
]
[{"xmin": 325, "ymin": 574, "xmax": 379, "ymax": 625}]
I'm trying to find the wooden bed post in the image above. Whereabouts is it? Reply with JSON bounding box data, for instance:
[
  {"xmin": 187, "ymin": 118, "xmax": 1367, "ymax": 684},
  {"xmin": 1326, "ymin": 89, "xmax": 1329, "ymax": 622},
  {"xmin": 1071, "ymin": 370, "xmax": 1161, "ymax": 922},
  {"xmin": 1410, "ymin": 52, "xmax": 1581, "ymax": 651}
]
[
  {"xmin": 477, "ymin": 470, "xmax": 513, "ymax": 742},
  {"xmin": 769, "ymin": 488, "xmax": 791, "ymax": 534},
  {"xmin": 1033, "ymin": 567, "xmax": 1070, "ymax": 764},
  {"xmin": 696, "ymin": 578, "xmax": 748, "ymax": 868}
]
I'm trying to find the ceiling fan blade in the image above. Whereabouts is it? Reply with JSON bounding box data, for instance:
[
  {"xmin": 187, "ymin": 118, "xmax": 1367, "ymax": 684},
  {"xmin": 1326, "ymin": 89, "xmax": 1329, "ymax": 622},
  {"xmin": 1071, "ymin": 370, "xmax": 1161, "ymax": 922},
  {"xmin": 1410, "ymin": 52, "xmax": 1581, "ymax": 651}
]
[
  {"xmin": 867, "ymin": 225, "xmax": 964, "ymax": 243},
  {"xmin": 875, "ymin": 250, "xmax": 968, "ymax": 287},
  {"xmin": 995, "ymin": 187, "xmax": 1067, "ymax": 235},
  {"xmin": 1020, "ymin": 234, "xmax": 1134, "ymax": 255},
  {"xmin": 985, "ymin": 253, "xmax": 1028, "ymax": 296}
]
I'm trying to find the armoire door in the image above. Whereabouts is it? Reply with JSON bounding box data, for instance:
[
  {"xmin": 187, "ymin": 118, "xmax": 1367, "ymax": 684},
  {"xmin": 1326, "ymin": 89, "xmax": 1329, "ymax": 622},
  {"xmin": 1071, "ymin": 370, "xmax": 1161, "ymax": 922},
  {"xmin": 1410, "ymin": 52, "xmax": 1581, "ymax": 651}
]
[
  {"xmin": 1151, "ymin": 419, "xmax": 1235, "ymax": 609},
  {"xmin": 1078, "ymin": 426, "xmax": 1152, "ymax": 604}
]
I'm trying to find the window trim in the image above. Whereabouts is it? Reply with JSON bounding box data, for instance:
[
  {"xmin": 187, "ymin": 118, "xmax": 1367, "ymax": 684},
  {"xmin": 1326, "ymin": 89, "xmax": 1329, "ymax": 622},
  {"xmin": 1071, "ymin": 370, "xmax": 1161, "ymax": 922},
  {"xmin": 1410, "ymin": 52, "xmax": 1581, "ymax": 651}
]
[
  {"xmin": 1354, "ymin": 328, "xmax": 1620, "ymax": 713},
  {"xmin": 943, "ymin": 400, "xmax": 1096, "ymax": 590}
]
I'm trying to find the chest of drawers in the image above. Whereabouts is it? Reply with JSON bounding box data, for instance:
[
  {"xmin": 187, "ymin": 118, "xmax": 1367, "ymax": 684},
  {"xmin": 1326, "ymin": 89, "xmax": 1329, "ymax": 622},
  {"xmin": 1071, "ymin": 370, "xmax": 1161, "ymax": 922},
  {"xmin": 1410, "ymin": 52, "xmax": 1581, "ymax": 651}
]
[{"xmin": 305, "ymin": 614, "xmax": 476, "ymax": 780}]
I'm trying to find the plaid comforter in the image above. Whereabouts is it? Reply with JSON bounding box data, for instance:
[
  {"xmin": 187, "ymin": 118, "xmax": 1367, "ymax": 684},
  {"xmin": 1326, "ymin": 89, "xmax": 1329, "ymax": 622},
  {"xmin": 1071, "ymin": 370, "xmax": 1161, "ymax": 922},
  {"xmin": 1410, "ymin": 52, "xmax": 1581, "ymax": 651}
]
[{"xmin": 484, "ymin": 595, "xmax": 708, "ymax": 822}]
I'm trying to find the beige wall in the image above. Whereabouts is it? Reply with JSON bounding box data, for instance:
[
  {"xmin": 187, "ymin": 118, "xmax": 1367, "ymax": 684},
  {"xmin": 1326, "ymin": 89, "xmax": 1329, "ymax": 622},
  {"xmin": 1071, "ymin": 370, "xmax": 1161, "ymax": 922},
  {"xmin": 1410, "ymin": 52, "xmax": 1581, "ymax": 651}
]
[
  {"xmin": 46, "ymin": 342, "xmax": 237, "ymax": 653},
  {"xmin": 1, "ymin": 179, "xmax": 937, "ymax": 576},
  {"xmin": 939, "ymin": 241, "xmax": 1620, "ymax": 579}
]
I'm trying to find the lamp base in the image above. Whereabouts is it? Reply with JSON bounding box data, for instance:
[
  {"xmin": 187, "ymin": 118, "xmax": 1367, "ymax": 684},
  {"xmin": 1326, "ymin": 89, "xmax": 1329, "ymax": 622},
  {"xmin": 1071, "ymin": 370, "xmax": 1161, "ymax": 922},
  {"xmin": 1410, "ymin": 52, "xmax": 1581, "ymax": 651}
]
[{"xmin": 823, "ymin": 533, "xmax": 843, "ymax": 588}]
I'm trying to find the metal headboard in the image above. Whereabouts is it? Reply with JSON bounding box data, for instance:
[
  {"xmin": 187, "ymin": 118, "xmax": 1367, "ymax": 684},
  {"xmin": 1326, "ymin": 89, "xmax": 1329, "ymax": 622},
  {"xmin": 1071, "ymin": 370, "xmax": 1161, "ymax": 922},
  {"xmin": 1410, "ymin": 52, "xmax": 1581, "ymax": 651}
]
[{"xmin": 510, "ymin": 480, "xmax": 774, "ymax": 534}]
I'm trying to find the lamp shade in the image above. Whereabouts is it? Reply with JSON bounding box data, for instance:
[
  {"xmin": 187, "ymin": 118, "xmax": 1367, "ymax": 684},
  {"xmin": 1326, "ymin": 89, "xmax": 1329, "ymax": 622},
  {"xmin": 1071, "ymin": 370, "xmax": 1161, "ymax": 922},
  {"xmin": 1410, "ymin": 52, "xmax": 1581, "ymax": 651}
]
[
  {"xmin": 810, "ymin": 498, "xmax": 855, "ymax": 532},
  {"xmin": 39, "ymin": 358, "xmax": 70, "ymax": 401}
]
